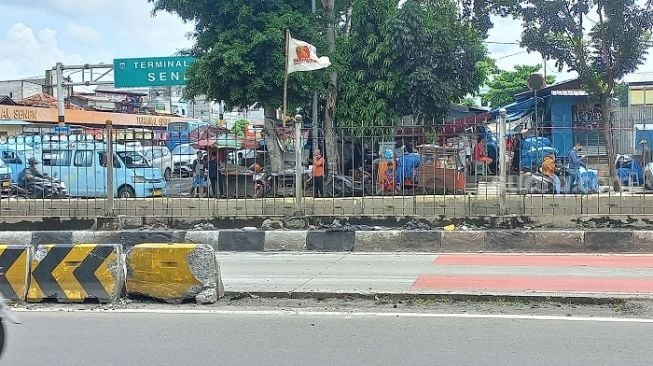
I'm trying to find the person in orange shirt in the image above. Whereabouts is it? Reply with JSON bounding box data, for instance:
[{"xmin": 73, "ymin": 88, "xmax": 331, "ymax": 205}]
[
  {"xmin": 473, "ymin": 137, "xmax": 493, "ymax": 173},
  {"xmin": 312, "ymin": 149, "xmax": 325, "ymax": 197}
]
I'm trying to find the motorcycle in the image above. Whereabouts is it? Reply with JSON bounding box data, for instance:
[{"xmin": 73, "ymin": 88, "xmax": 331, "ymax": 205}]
[
  {"xmin": 521, "ymin": 164, "xmax": 566, "ymax": 194},
  {"xmin": 0, "ymin": 268, "xmax": 21, "ymax": 357},
  {"xmin": 325, "ymin": 168, "xmax": 374, "ymax": 197},
  {"xmin": 11, "ymin": 173, "xmax": 67, "ymax": 199}
]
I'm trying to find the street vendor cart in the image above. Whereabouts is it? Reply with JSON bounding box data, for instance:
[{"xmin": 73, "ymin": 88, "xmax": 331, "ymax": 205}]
[{"xmin": 416, "ymin": 145, "xmax": 466, "ymax": 194}]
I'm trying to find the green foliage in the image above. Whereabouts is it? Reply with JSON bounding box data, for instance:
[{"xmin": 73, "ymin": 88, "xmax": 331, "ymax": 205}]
[
  {"xmin": 390, "ymin": 0, "xmax": 488, "ymax": 125},
  {"xmin": 335, "ymin": 0, "xmax": 401, "ymax": 137},
  {"xmin": 513, "ymin": 0, "xmax": 653, "ymax": 96},
  {"xmin": 149, "ymin": 0, "xmax": 325, "ymax": 109},
  {"xmin": 613, "ymin": 82, "xmax": 629, "ymax": 107},
  {"xmin": 481, "ymin": 64, "xmax": 555, "ymax": 107},
  {"xmin": 231, "ymin": 119, "xmax": 249, "ymax": 137}
]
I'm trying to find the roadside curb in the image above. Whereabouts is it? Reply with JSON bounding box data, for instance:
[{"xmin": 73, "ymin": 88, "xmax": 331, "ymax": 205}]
[{"xmin": 0, "ymin": 229, "xmax": 647, "ymax": 253}]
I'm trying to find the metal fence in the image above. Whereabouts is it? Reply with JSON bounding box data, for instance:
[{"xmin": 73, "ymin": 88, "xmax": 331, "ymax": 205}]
[{"xmin": 1, "ymin": 108, "xmax": 653, "ymax": 219}]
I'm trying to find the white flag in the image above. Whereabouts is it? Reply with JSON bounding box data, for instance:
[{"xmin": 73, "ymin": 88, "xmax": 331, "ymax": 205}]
[{"xmin": 287, "ymin": 36, "xmax": 331, "ymax": 74}]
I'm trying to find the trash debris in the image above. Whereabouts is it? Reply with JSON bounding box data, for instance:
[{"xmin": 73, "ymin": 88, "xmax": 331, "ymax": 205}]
[{"xmin": 443, "ymin": 224, "xmax": 456, "ymax": 232}]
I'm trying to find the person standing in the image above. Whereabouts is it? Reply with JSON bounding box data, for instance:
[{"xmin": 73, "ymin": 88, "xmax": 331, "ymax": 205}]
[
  {"xmin": 190, "ymin": 151, "xmax": 207, "ymax": 198},
  {"xmin": 208, "ymin": 151, "xmax": 222, "ymax": 198},
  {"xmin": 567, "ymin": 142, "xmax": 587, "ymax": 194},
  {"xmin": 312, "ymin": 149, "xmax": 325, "ymax": 197}
]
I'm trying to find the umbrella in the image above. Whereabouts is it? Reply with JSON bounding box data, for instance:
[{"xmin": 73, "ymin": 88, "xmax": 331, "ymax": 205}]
[{"xmin": 189, "ymin": 126, "xmax": 231, "ymax": 149}]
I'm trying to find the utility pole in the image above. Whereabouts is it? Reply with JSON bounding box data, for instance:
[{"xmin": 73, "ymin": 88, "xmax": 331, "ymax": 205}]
[
  {"xmin": 498, "ymin": 109, "xmax": 507, "ymax": 215},
  {"xmin": 56, "ymin": 62, "xmax": 65, "ymax": 126},
  {"xmin": 106, "ymin": 120, "xmax": 115, "ymax": 216},
  {"xmin": 294, "ymin": 114, "xmax": 304, "ymax": 211},
  {"xmin": 311, "ymin": 0, "xmax": 319, "ymax": 154}
]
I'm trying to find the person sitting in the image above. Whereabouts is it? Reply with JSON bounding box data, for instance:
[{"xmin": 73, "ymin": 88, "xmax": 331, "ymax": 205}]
[
  {"xmin": 473, "ymin": 137, "xmax": 493, "ymax": 174},
  {"xmin": 378, "ymin": 162, "xmax": 397, "ymax": 194},
  {"xmin": 541, "ymin": 153, "xmax": 561, "ymax": 194}
]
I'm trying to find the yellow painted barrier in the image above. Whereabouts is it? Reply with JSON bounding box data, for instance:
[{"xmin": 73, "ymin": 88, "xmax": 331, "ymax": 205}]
[
  {"xmin": 126, "ymin": 243, "xmax": 222, "ymax": 304},
  {"xmin": 27, "ymin": 244, "xmax": 124, "ymax": 303},
  {"xmin": 0, "ymin": 245, "xmax": 30, "ymax": 302}
]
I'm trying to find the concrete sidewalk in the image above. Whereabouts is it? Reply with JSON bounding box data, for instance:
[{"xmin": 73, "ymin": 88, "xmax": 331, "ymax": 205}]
[{"xmin": 218, "ymin": 252, "xmax": 653, "ymax": 299}]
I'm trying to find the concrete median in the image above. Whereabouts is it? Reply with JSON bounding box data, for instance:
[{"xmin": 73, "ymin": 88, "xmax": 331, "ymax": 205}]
[
  {"xmin": 125, "ymin": 243, "xmax": 224, "ymax": 304},
  {"xmin": 0, "ymin": 245, "xmax": 30, "ymax": 302},
  {"xmin": 27, "ymin": 244, "xmax": 124, "ymax": 303}
]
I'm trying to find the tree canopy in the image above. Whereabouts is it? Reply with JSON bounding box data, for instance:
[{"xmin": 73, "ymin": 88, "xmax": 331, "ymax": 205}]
[
  {"xmin": 390, "ymin": 0, "xmax": 489, "ymax": 125},
  {"xmin": 506, "ymin": 0, "xmax": 653, "ymax": 189},
  {"xmin": 482, "ymin": 64, "xmax": 555, "ymax": 107},
  {"xmin": 335, "ymin": 0, "xmax": 401, "ymax": 137},
  {"xmin": 149, "ymin": 0, "xmax": 324, "ymax": 110}
]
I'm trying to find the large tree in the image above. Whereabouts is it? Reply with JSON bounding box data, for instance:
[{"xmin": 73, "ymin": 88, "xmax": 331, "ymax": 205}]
[
  {"xmin": 335, "ymin": 0, "xmax": 401, "ymax": 137},
  {"xmin": 149, "ymin": 0, "xmax": 324, "ymax": 172},
  {"xmin": 482, "ymin": 64, "xmax": 555, "ymax": 107},
  {"xmin": 508, "ymin": 0, "xmax": 653, "ymax": 190},
  {"xmin": 390, "ymin": 0, "xmax": 489, "ymax": 125}
]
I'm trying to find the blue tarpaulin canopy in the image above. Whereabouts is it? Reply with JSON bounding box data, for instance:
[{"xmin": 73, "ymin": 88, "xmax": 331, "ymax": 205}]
[{"xmin": 490, "ymin": 98, "xmax": 535, "ymax": 122}]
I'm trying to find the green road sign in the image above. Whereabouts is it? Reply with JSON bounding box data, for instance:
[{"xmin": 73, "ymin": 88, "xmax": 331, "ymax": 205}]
[{"xmin": 113, "ymin": 56, "xmax": 196, "ymax": 88}]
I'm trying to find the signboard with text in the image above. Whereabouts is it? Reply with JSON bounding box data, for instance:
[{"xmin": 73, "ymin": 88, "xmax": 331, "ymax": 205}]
[{"xmin": 113, "ymin": 56, "xmax": 196, "ymax": 88}]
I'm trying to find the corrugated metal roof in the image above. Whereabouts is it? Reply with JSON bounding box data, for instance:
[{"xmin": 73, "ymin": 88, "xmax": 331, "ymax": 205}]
[{"xmin": 551, "ymin": 90, "xmax": 588, "ymax": 96}]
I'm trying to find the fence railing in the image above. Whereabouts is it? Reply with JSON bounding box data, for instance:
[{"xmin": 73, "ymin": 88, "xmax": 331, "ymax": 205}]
[{"xmin": 0, "ymin": 110, "xmax": 652, "ymax": 219}]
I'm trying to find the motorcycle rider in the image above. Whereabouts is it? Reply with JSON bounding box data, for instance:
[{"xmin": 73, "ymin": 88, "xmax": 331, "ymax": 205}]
[{"xmin": 20, "ymin": 158, "xmax": 45, "ymax": 196}]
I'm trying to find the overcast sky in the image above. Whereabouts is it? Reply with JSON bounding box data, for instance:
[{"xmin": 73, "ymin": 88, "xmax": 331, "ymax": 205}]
[{"xmin": 1, "ymin": 1, "xmax": 653, "ymax": 84}]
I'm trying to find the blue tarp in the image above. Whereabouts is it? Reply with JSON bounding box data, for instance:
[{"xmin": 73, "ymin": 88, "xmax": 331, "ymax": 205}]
[
  {"xmin": 616, "ymin": 156, "xmax": 644, "ymax": 186},
  {"xmin": 490, "ymin": 98, "xmax": 535, "ymax": 122},
  {"xmin": 520, "ymin": 137, "xmax": 558, "ymax": 170},
  {"xmin": 396, "ymin": 153, "xmax": 420, "ymax": 186}
]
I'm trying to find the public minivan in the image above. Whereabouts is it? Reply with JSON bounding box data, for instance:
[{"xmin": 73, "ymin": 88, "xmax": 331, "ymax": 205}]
[
  {"xmin": 0, "ymin": 144, "xmax": 39, "ymax": 183},
  {"xmin": 0, "ymin": 157, "xmax": 12, "ymax": 193},
  {"xmin": 38, "ymin": 141, "xmax": 167, "ymax": 198}
]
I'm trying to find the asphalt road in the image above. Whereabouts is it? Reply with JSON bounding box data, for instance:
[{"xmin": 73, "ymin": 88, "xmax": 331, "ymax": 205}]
[
  {"xmin": 219, "ymin": 253, "xmax": 653, "ymax": 298},
  {"xmin": 3, "ymin": 311, "xmax": 652, "ymax": 365}
]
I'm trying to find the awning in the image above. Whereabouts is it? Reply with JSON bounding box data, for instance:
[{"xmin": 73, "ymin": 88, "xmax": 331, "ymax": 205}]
[{"xmin": 491, "ymin": 98, "xmax": 534, "ymax": 122}]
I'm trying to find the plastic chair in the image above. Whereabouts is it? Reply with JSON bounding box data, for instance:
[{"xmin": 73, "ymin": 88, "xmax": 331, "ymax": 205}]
[{"xmin": 474, "ymin": 161, "xmax": 487, "ymax": 176}]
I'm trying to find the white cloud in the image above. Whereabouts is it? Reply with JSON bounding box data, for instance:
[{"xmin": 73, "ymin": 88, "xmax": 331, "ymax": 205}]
[
  {"xmin": 66, "ymin": 22, "xmax": 102, "ymax": 44},
  {"xmin": 0, "ymin": 23, "xmax": 83, "ymax": 79}
]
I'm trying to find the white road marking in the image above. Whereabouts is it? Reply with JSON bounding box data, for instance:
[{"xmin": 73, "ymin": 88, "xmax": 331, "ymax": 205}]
[{"xmin": 12, "ymin": 307, "xmax": 653, "ymax": 323}]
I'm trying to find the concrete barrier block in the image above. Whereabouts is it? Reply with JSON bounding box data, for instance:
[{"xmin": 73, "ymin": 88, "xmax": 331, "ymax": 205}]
[
  {"xmin": 585, "ymin": 231, "xmax": 634, "ymax": 252},
  {"xmin": 264, "ymin": 231, "xmax": 306, "ymax": 251},
  {"xmin": 530, "ymin": 231, "xmax": 585, "ymax": 252},
  {"xmin": 114, "ymin": 230, "xmax": 186, "ymax": 249},
  {"xmin": 185, "ymin": 231, "xmax": 220, "ymax": 251},
  {"xmin": 0, "ymin": 232, "xmax": 32, "ymax": 246},
  {"xmin": 0, "ymin": 245, "xmax": 30, "ymax": 302},
  {"xmin": 306, "ymin": 231, "xmax": 355, "ymax": 251},
  {"xmin": 441, "ymin": 231, "xmax": 486, "ymax": 251},
  {"xmin": 633, "ymin": 231, "xmax": 653, "ymax": 252},
  {"xmin": 218, "ymin": 230, "xmax": 265, "ymax": 251},
  {"xmin": 485, "ymin": 231, "xmax": 533, "ymax": 251},
  {"xmin": 126, "ymin": 243, "xmax": 223, "ymax": 304},
  {"xmin": 27, "ymin": 244, "xmax": 124, "ymax": 303},
  {"xmin": 31, "ymin": 231, "xmax": 73, "ymax": 245},
  {"xmin": 354, "ymin": 231, "xmax": 440, "ymax": 252}
]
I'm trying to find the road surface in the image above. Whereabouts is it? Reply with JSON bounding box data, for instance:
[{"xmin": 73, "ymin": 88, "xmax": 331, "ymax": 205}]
[
  {"xmin": 219, "ymin": 252, "xmax": 653, "ymax": 298},
  {"xmin": 3, "ymin": 310, "xmax": 652, "ymax": 365}
]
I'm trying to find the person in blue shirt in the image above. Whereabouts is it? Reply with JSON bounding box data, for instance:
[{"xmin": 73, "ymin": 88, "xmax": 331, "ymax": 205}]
[{"xmin": 567, "ymin": 142, "xmax": 588, "ymax": 194}]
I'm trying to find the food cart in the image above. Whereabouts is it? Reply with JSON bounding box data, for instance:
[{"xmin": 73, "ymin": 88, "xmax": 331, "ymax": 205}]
[{"xmin": 416, "ymin": 145, "xmax": 466, "ymax": 194}]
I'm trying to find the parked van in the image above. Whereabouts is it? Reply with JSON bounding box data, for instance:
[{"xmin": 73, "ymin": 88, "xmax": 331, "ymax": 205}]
[
  {"xmin": 38, "ymin": 141, "xmax": 167, "ymax": 198},
  {"xmin": 0, "ymin": 158, "xmax": 12, "ymax": 193},
  {"xmin": 0, "ymin": 145, "xmax": 40, "ymax": 182}
]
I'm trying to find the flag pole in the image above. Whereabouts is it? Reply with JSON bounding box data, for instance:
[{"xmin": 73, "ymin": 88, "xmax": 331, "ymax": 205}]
[{"xmin": 283, "ymin": 29, "xmax": 290, "ymax": 127}]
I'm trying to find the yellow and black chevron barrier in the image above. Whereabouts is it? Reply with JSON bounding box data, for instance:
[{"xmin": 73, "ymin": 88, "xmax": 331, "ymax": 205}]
[
  {"xmin": 27, "ymin": 244, "xmax": 124, "ymax": 303},
  {"xmin": 126, "ymin": 243, "xmax": 222, "ymax": 304},
  {"xmin": 0, "ymin": 245, "xmax": 30, "ymax": 302}
]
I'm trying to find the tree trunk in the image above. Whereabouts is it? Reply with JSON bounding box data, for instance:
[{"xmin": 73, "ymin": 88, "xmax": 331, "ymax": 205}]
[
  {"xmin": 600, "ymin": 94, "xmax": 620, "ymax": 192},
  {"xmin": 263, "ymin": 105, "xmax": 284, "ymax": 172},
  {"xmin": 323, "ymin": 0, "xmax": 340, "ymax": 177}
]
